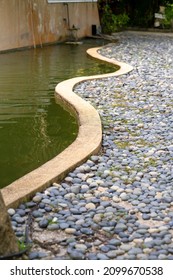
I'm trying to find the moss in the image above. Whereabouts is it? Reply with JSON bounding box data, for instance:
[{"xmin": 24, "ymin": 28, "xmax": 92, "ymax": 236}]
[
  {"xmin": 112, "ymin": 102, "xmax": 127, "ymax": 108},
  {"xmin": 144, "ymin": 158, "xmax": 158, "ymax": 168},
  {"xmin": 136, "ymin": 139, "xmax": 152, "ymax": 146},
  {"xmin": 114, "ymin": 140, "xmax": 130, "ymax": 149}
]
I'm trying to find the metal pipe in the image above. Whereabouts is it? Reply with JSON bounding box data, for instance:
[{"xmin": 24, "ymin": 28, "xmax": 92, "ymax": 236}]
[{"xmin": 64, "ymin": 3, "xmax": 70, "ymax": 29}]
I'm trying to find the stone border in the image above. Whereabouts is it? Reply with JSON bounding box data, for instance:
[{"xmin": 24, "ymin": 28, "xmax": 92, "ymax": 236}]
[{"xmin": 2, "ymin": 45, "xmax": 133, "ymax": 209}]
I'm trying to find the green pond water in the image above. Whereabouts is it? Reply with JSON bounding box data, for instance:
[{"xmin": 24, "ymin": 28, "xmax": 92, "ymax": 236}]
[{"xmin": 0, "ymin": 39, "xmax": 117, "ymax": 188}]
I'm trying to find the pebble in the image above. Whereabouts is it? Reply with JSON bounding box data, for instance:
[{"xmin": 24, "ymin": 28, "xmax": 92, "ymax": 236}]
[
  {"xmin": 32, "ymin": 195, "xmax": 42, "ymax": 203},
  {"xmin": 8, "ymin": 208, "xmax": 15, "ymax": 216},
  {"xmin": 39, "ymin": 219, "xmax": 49, "ymax": 229},
  {"xmin": 106, "ymin": 250, "xmax": 117, "ymax": 259},
  {"xmin": 69, "ymin": 250, "xmax": 85, "ymax": 260},
  {"xmin": 32, "ymin": 210, "xmax": 43, "ymax": 218},
  {"xmin": 10, "ymin": 33, "xmax": 173, "ymax": 261},
  {"xmin": 47, "ymin": 224, "xmax": 59, "ymax": 230},
  {"xmin": 86, "ymin": 203, "xmax": 96, "ymax": 210},
  {"xmin": 65, "ymin": 228, "xmax": 76, "ymax": 234},
  {"xmin": 75, "ymin": 244, "xmax": 87, "ymax": 251}
]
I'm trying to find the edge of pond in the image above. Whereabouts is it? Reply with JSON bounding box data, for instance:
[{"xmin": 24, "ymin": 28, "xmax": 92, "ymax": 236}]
[{"xmin": 2, "ymin": 45, "xmax": 133, "ymax": 208}]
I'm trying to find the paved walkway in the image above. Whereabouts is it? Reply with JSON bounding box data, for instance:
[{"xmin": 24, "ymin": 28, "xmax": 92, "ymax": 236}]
[{"xmin": 9, "ymin": 32, "xmax": 173, "ymax": 260}]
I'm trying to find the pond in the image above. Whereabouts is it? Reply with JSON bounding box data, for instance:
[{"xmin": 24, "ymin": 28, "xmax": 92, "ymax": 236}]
[{"xmin": 0, "ymin": 39, "xmax": 117, "ymax": 188}]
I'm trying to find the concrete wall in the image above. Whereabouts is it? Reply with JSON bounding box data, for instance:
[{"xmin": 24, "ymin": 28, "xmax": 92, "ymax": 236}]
[{"xmin": 0, "ymin": 0, "xmax": 100, "ymax": 52}]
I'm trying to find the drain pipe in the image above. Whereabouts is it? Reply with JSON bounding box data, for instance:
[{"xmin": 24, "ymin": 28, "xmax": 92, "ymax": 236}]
[{"xmin": 64, "ymin": 3, "xmax": 70, "ymax": 29}]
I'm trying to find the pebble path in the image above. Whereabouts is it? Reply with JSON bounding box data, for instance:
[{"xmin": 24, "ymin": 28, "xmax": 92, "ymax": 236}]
[{"xmin": 8, "ymin": 32, "xmax": 173, "ymax": 260}]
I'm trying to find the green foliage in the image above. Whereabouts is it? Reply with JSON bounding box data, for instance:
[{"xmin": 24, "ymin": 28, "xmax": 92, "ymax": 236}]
[
  {"xmin": 17, "ymin": 240, "xmax": 27, "ymax": 251},
  {"xmin": 114, "ymin": 13, "xmax": 130, "ymax": 30},
  {"xmin": 98, "ymin": 0, "xmax": 173, "ymax": 29},
  {"xmin": 163, "ymin": 4, "xmax": 173, "ymax": 28},
  {"xmin": 100, "ymin": 4, "xmax": 129, "ymax": 34}
]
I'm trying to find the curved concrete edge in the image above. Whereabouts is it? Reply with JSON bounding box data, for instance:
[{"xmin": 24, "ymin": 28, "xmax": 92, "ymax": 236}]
[
  {"xmin": 86, "ymin": 47, "xmax": 133, "ymax": 77},
  {"xmin": 2, "ymin": 44, "xmax": 133, "ymax": 209}
]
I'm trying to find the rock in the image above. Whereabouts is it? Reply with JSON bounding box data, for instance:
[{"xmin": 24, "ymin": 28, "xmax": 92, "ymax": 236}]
[
  {"xmin": 128, "ymin": 247, "xmax": 143, "ymax": 255},
  {"xmin": 120, "ymin": 193, "xmax": 129, "ymax": 201},
  {"xmin": 75, "ymin": 244, "xmax": 87, "ymax": 252},
  {"xmin": 38, "ymin": 252, "xmax": 48, "ymax": 259},
  {"xmin": 39, "ymin": 219, "xmax": 49, "ymax": 229},
  {"xmin": 42, "ymin": 198, "xmax": 51, "ymax": 204},
  {"xmin": 86, "ymin": 203, "xmax": 96, "ymax": 210},
  {"xmin": 32, "ymin": 195, "xmax": 42, "ymax": 203},
  {"xmin": 71, "ymin": 186, "xmax": 80, "ymax": 194},
  {"xmin": 142, "ymin": 214, "xmax": 150, "ymax": 220},
  {"xmin": 106, "ymin": 250, "xmax": 117, "ymax": 259},
  {"xmin": 69, "ymin": 250, "xmax": 85, "ymax": 260},
  {"xmin": 80, "ymin": 228, "xmax": 94, "ymax": 235},
  {"xmin": 14, "ymin": 217, "xmax": 25, "ymax": 224},
  {"xmin": 47, "ymin": 224, "xmax": 59, "ymax": 230},
  {"xmin": 32, "ymin": 210, "xmax": 43, "ymax": 218},
  {"xmin": 29, "ymin": 252, "xmax": 39, "ymax": 260},
  {"xmin": 109, "ymin": 239, "xmax": 121, "ymax": 246},
  {"xmin": 17, "ymin": 209, "xmax": 26, "ymax": 217},
  {"xmin": 65, "ymin": 228, "xmax": 76, "ymax": 234},
  {"xmin": 7, "ymin": 208, "xmax": 15, "ymax": 216},
  {"xmin": 59, "ymin": 223, "xmax": 69, "ymax": 229},
  {"xmin": 115, "ymin": 223, "xmax": 127, "ymax": 232},
  {"xmin": 97, "ymin": 253, "xmax": 109, "ymax": 260}
]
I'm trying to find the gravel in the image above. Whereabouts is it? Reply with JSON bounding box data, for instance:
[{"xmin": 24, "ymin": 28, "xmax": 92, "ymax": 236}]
[{"xmin": 9, "ymin": 32, "xmax": 173, "ymax": 260}]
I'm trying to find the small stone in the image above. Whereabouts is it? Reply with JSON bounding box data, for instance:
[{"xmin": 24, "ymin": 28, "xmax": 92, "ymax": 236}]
[
  {"xmin": 39, "ymin": 219, "xmax": 49, "ymax": 229},
  {"xmin": 137, "ymin": 254, "xmax": 148, "ymax": 260},
  {"xmin": 113, "ymin": 196, "xmax": 120, "ymax": 202},
  {"xmin": 26, "ymin": 201, "xmax": 36, "ymax": 208},
  {"xmin": 86, "ymin": 203, "xmax": 96, "ymax": 210},
  {"xmin": 148, "ymin": 228, "xmax": 159, "ymax": 234},
  {"xmin": 120, "ymin": 193, "xmax": 129, "ymax": 201},
  {"xmin": 91, "ymin": 155, "xmax": 99, "ymax": 162},
  {"xmin": 42, "ymin": 198, "xmax": 51, "ymax": 204},
  {"xmin": 71, "ymin": 186, "xmax": 80, "ymax": 194},
  {"xmin": 75, "ymin": 244, "xmax": 87, "ymax": 251},
  {"xmin": 32, "ymin": 195, "xmax": 42, "ymax": 203},
  {"xmin": 69, "ymin": 250, "xmax": 84, "ymax": 260},
  {"xmin": 158, "ymin": 254, "xmax": 167, "ymax": 260},
  {"xmin": 106, "ymin": 250, "xmax": 117, "ymax": 259},
  {"xmin": 115, "ymin": 249, "xmax": 125, "ymax": 256},
  {"xmin": 16, "ymin": 231, "xmax": 24, "ymax": 237},
  {"xmin": 32, "ymin": 210, "xmax": 43, "ymax": 218},
  {"xmin": 87, "ymin": 253, "xmax": 98, "ymax": 260},
  {"xmin": 64, "ymin": 193, "xmax": 76, "ymax": 200},
  {"xmin": 158, "ymin": 226, "xmax": 168, "ymax": 232},
  {"xmin": 109, "ymin": 239, "xmax": 121, "ymax": 246},
  {"xmin": 38, "ymin": 252, "xmax": 48, "ymax": 259},
  {"xmin": 93, "ymin": 214, "xmax": 102, "ymax": 223},
  {"xmin": 29, "ymin": 252, "xmax": 39, "ymax": 260},
  {"xmin": 97, "ymin": 253, "xmax": 109, "ymax": 260},
  {"xmin": 80, "ymin": 228, "xmax": 94, "ymax": 235},
  {"xmin": 128, "ymin": 247, "xmax": 143, "ymax": 255},
  {"xmin": 17, "ymin": 209, "xmax": 26, "ymax": 217},
  {"xmin": 47, "ymin": 224, "xmax": 59, "ymax": 230},
  {"xmin": 7, "ymin": 208, "xmax": 15, "ymax": 216},
  {"xmin": 60, "ymin": 223, "xmax": 69, "ymax": 229},
  {"xmin": 15, "ymin": 217, "xmax": 25, "ymax": 224},
  {"xmin": 142, "ymin": 214, "xmax": 150, "ymax": 220},
  {"xmin": 120, "ymin": 244, "xmax": 132, "ymax": 251},
  {"xmin": 115, "ymin": 223, "xmax": 127, "ymax": 232},
  {"xmin": 103, "ymin": 227, "xmax": 114, "ymax": 232},
  {"xmin": 65, "ymin": 228, "xmax": 76, "ymax": 234},
  {"xmin": 100, "ymin": 245, "xmax": 110, "ymax": 253}
]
